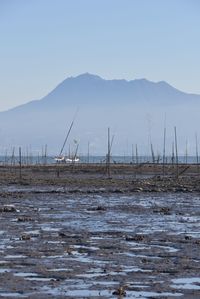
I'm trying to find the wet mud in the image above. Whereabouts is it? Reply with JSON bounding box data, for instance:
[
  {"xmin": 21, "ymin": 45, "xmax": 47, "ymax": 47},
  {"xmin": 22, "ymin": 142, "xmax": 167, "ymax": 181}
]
[
  {"xmin": 0, "ymin": 186, "xmax": 200, "ymax": 298},
  {"xmin": 1, "ymin": 163, "xmax": 200, "ymax": 194}
]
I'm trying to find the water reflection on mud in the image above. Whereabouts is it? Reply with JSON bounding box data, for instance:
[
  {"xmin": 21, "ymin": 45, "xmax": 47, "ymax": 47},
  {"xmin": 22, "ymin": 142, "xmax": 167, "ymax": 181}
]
[{"xmin": 0, "ymin": 190, "xmax": 200, "ymax": 298}]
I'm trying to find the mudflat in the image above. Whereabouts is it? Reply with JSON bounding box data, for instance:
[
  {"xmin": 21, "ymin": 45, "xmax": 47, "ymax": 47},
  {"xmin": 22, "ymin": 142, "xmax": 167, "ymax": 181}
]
[
  {"xmin": 0, "ymin": 164, "xmax": 200, "ymax": 298},
  {"xmin": 0, "ymin": 163, "xmax": 200, "ymax": 193}
]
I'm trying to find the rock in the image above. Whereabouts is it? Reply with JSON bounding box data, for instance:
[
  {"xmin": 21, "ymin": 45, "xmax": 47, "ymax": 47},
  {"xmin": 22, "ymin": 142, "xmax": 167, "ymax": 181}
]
[
  {"xmin": 112, "ymin": 286, "xmax": 126, "ymax": 296},
  {"xmin": 153, "ymin": 207, "xmax": 171, "ymax": 214},
  {"xmin": 0, "ymin": 205, "xmax": 17, "ymax": 212},
  {"xmin": 130, "ymin": 187, "xmax": 143, "ymax": 192},
  {"xmin": 58, "ymin": 232, "xmax": 67, "ymax": 238},
  {"xmin": 126, "ymin": 235, "xmax": 145, "ymax": 242},
  {"xmin": 20, "ymin": 234, "xmax": 31, "ymax": 240},
  {"xmin": 96, "ymin": 206, "xmax": 106, "ymax": 211},
  {"xmin": 184, "ymin": 235, "xmax": 192, "ymax": 241},
  {"xmin": 87, "ymin": 206, "xmax": 106, "ymax": 211},
  {"xmin": 17, "ymin": 216, "xmax": 33, "ymax": 222}
]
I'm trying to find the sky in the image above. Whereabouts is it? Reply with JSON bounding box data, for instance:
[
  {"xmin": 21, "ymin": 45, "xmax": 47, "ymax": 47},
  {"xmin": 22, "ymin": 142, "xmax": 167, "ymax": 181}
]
[{"xmin": 0, "ymin": 0, "xmax": 200, "ymax": 111}]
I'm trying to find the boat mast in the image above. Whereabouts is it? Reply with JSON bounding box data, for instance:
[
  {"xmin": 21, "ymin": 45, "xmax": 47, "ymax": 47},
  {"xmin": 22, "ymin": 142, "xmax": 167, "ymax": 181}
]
[{"xmin": 58, "ymin": 111, "xmax": 77, "ymax": 157}]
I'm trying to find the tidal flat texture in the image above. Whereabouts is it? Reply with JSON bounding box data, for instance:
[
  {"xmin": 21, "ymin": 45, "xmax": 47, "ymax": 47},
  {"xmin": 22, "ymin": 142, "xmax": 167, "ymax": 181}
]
[{"xmin": 0, "ymin": 190, "xmax": 200, "ymax": 298}]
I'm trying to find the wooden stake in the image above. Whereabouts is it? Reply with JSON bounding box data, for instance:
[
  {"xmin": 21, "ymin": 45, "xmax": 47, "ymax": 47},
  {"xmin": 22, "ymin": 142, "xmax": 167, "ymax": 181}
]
[
  {"xmin": 136, "ymin": 144, "xmax": 138, "ymax": 165},
  {"xmin": 151, "ymin": 143, "xmax": 155, "ymax": 164},
  {"xmin": 163, "ymin": 127, "xmax": 166, "ymax": 176},
  {"xmin": 174, "ymin": 127, "xmax": 179, "ymax": 178},
  {"xmin": 185, "ymin": 139, "xmax": 188, "ymax": 164},
  {"xmin": 107, "ymin": 127, "xmax": 111, "ymax": 177},
  {"xmin": 131, "ymin": 144, "xmax": 134, "ymax": 163},
  {"xmin": 195, "ymin": 133, "xmax": 199, "ymax": 175},
  {"xmin": 87, "ymin": 141, "xmax": 90, "ymax": 164},
  {"xmin": 19, "ymin": 147, "xmax": 22, "ymax": 180},
  {"xmin": 135, "ymin": 144, "xmax": 138, "ymax": 179},
  {"xmin": 171, "ymin": 142, "xmax": 175, "ymax": 165}
]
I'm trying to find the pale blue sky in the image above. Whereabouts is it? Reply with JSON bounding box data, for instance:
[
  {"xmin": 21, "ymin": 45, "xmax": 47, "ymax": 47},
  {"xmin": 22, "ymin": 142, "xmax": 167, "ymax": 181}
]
[{"xmin": 0, "ymin": 0, "xmax": 200, "ymax": 111}]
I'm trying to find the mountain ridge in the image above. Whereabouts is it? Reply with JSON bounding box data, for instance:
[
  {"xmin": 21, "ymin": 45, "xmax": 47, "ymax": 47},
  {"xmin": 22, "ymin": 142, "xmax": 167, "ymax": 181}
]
[
  {"xmin": 0, "ymin": 73, "xmax": 200, "ymax": 155},
  {"xmin": 2, "ymin": 73, "xmax": 199, "ymax": 114}
]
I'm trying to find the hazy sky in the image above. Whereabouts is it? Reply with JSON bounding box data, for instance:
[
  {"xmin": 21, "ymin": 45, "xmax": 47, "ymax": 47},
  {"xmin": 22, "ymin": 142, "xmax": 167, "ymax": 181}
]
[{"xmin": 0, "ymin": 0, "xmax": 200, "ymax": 111}]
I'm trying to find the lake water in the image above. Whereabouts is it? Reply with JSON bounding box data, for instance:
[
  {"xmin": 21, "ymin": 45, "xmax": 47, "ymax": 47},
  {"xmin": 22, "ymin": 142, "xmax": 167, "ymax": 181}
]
[{"xmin": 0, "ymin": 155, "xmax": 199, "ymax": 165}]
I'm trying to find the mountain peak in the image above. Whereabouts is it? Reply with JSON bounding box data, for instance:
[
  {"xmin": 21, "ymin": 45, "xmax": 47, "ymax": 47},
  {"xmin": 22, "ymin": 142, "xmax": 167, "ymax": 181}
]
[{"xmin": 74, "ymin": 73, "xmax": 103, "ymax": 81}]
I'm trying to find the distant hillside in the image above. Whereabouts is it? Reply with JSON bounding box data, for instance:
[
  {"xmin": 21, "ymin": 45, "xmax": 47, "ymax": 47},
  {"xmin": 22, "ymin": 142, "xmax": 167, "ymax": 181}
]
[{"xmin": 0, "ymin": 73, "xmax": 200, "ymax": 155}]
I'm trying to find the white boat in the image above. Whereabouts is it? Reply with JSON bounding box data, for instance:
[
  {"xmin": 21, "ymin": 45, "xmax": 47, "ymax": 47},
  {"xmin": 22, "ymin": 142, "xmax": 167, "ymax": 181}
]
[
  {"xmin": 55, "ymin": 112, "xmax": 79, "ymax": 164},
  {"xmin": 54, "ymin": 156, "xmax": 79, "ymax": 163},
  {"xmin": 65, "ymin": 157, "xmax": 79, "ymax": 163},
  {"xmin": 54, "ymin": 156, "xmax": 66, "ymax": 163}
]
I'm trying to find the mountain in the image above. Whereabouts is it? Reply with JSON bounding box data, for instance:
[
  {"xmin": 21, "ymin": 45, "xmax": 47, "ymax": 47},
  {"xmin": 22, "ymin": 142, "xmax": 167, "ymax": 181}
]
[{"xmin": 0, "ymin": 73, "xmax": 200, "ymax": 155}]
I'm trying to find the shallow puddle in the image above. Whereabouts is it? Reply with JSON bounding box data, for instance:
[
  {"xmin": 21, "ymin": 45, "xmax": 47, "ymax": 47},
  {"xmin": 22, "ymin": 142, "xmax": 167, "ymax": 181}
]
[
  {"xmin": 26, "ymin": 277, "xmax": 55, "ymax": 282},
  {"xmin": 0, "ymin": 293, "xmax": 27, "ymax": 298},
  {"xmin": 14, "ymin": 272, "xmax": 38, "ymax": 277},
  {"xmin": 0, "ymin": 269, "xmax": 11, "ymax": 273},
  {"xmin": 40, "ymin": 285, "xmax": 112, "ymax": 297},
  {"xmin": 4, "ymin": 255, "xmax": 27, "ymax": 259},
  {"xmin": 171, "ymin": 277, "xmax": 200, "ymax": 290},
  {"xmin": 125, "ymin": 291, "xmax": 183, "ymax": 298},
  {"xmin": 47, "ymin": 268, "xmax": 72, "ymax": 272}
]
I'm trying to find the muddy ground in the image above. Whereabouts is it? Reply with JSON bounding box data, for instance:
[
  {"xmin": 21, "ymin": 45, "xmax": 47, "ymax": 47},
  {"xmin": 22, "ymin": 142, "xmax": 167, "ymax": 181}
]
[
  {"xmin": 1, "ymin": 163, "xmax": 200, "ymax": 193},
  {"xmin": 0, "ymin": 165, "xmax": 200, "ymax": 298}
]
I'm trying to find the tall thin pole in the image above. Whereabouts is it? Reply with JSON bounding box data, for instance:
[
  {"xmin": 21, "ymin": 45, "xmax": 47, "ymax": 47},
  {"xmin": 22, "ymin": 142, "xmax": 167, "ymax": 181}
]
[
  {"xmin": 172, "ymin": 142, "xmax": 175, "ymax": 165},
  {"xmin": 68, "ymin": 144, "xmax": 71, "ymax": 159},
  {"xmin": 174, "ymin": 127, "xmax": 179, "ymax": 178},
  {"xmin": 4, "ymin": 149, "xmax": 7, "ymax": 166},
  {"xmin": 107, "ymin": 127, "xmax": 111, "ymax": 177},
  {"xmin": 151, "ymin": 143, "xmax": 155, "ymax": 164},
  {"xmin": 25, "ymin": 146, "xmax": 28, "ymax": 165},
  {"xmin": 195, "ymin": 133, "xmax": 199, "ymax": 174},
  {"xmin": 19, "ymin": 147, "xmax": 22, "ymax": 180},
  {"xmin": 87, "ymin": 141, "xmax": 90, "ymax": 164},
  {"xmin": 185, "ymin": 139, "xmax": 188, "ymax": 164},
  {"xmin": 72, "ymin": 143, "xmax": 79, "ymax": 172},
  {"xmin": 135, "ymin": 144, "xmax": 138, "ymax": 165},
  {"xmin": 135, "ymin": 144, "xmax": 138, "ymax": 179},
  {"xmin": 59, "ymin": 111, "xmax": 78, "ymax": 157},
  {"xmin": 44, "ymin": 144, "xmax": 47, "ymax": 165},
  {"xmin": 29, "ymin": 145, "xmax": 33, "ymax": 165},
  {"xmin": 131, "ymin": 144, "xmax": 134, "ymax": 163},
  {"xmin": 11, "ymin": 147, "xmax": 15, "ymax": 166},
  {"xmin": 163, "ymin": 127, "xmax": 166, "ymax": 176}
]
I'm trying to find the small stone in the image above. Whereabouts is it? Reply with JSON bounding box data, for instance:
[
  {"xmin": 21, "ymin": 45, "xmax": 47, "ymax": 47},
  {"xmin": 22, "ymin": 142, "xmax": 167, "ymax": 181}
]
[
  {"xmin": 20, "ymin": 234, "xmax": 31, "ymax": 240},
  {"xmin": 112, "ymin": 286, "xmax": 126, "ymax": 296}
]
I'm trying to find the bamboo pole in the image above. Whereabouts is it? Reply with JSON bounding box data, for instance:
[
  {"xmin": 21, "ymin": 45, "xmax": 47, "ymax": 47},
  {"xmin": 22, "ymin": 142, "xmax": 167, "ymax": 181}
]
[
  {"xmin": 87, "ymin": 141, "xmax": 90, "ymax": 164},
  {"xmin": 171, "ymin": 142, "xmax": 175, "ymax": 165},
  {"xmin": 71, "ymin": 142, "xmax": 79, "ymax": 172},
  {"xmin": 19, "ymin": 147, "xmax": 22, "ymax": 180},
  {"xmin": 136, "ymin": 144, "xmax": 138, "ymax": 165},
  {"xmin": 4, "ymin": 149, "xmax": 7, "ymax": 166},
  {"xmin": 107, "ymin": 127, "xmax": 111, "ymax": 178},
  {"xmin": 151, "ymin": 143, "xmax": 155, "ymax": 164},
  {"xmin": 162, "ymin": 127, "xmax": 166, "ymax": 177},
  {"xmin": 131, "ymin": 144, "xmax": 134, "ymax": 163},
  {"xmin": 185, "ymin": 139, "xmax": 188, "ymax": 164},
  {"xmin": 44, "ymin": 144, "xmax": 47, "ymax": 165},
  {"xmin": 195, "ymin": 133, "xmax": 199, "ymax": 175},
  {"xmin": 174, "ymin": 127, "xmax": 179, "ymax": 178},
  {"xmin": 11, "ymin": 147, "xmax": 15, "ymax": 167},
  {"xmin": 135, "ymin": 144, "xmax": 138, "ymax": 179}
]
